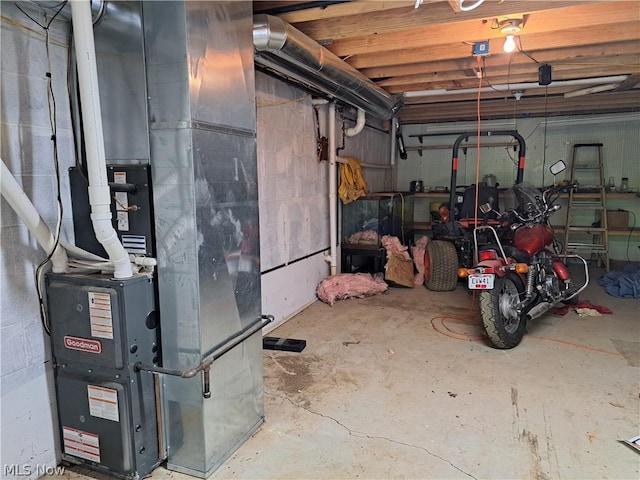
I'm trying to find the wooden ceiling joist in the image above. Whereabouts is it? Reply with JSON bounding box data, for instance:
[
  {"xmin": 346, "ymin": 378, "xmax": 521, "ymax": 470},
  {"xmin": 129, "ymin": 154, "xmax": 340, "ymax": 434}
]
[
  {"xmin": 255, "ymin": 0, "xmax": 640, "ymax": 124},
  {"xmin": 361, "ymin": 41, "xmax": 640, "ymax": 80},
  {"xmin": 347, "ymin": 21, "xmax": 640, "ymax": 69},
  {"xmin": 326, "ymin": 2, "xmax": 634, "ymax": 57}
]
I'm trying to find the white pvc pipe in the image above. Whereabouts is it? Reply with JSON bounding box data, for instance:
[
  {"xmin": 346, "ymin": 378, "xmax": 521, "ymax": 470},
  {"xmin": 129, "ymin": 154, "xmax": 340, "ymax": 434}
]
[
  {"xmin": 345, "ymin": 108, "xmax": 366, "ymax": 137},
  {"xmin": 327, "ymin": 102, "xmax": 338, "ymax": 275},
  {"xmin": 403, "ymin": 75, "xmax": 629, "ymax": 99},
  {"xmin": 70, "ymin": 0, "xmax": 132, "ymax": 279},
  {"xmin": 1, "ymin": 158, "xmax": 68, "ymax": 273},
  {"xmin": 459, "ymin": 0, "xmax": 485, "ymax": 12}
]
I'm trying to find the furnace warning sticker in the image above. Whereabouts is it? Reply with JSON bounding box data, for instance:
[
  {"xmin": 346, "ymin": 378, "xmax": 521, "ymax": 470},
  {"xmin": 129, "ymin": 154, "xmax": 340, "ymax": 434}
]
[
  {"xmin": 88, "ymin": 291, "xmax": 113, "ymax": 339},
  {"xmin": 63, "ymin": 426, "xmax": 100, "ymax": 463},
  {"xmin": 113, "ymin": 171, "xmax": 130, "ymax": 232},
  {"xmin": 87, "ymin": 385, "xmax": 119, "ymax": 422}
]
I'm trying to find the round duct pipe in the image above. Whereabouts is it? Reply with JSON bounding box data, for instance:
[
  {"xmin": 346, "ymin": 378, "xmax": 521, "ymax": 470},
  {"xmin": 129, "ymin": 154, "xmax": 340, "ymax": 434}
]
[
  {"xmin": 26, "ymin": 1, "xmax": 142, "ymax": 50},
  {"xmin": 254, "ymin": 14, "xmax": 402, "ymax": 120}
]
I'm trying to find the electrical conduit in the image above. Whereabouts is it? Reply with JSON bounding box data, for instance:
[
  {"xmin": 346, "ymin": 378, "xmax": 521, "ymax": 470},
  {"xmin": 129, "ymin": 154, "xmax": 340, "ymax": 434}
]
[
  {"xmin": 1, "ymin": 158, "xmax": 68, "ymax": 273},
  {"xmin": 70, "ymin": 0, "xmax": 132, "ymax": 279}
]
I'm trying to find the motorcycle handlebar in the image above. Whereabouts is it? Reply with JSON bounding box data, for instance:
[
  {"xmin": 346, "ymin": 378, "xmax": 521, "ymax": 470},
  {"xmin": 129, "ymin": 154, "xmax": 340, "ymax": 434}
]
[{"xmin": 498, "ymin": 184, "xmax": 569, "ymax": 225}]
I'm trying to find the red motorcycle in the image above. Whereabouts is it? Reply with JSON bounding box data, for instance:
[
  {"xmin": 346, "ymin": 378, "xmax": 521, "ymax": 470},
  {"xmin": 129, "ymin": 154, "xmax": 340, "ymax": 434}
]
[{"xmin": 460, "ymin": 170, "xmax": 588, "ymax": 349}]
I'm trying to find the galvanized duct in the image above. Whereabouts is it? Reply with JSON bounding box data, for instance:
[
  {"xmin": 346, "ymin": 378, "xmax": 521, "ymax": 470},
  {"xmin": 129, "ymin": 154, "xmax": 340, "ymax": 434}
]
[
  {"xmin": 253, "ymin": 14, "xmax": 401, "ymax": 120},
  {"xmin": 27, "ymin": 0, "xmax": 142, "ymax": 49}
]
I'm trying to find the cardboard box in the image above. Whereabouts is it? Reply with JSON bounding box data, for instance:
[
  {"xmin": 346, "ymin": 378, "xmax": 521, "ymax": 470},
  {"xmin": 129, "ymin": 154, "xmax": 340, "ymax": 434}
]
[{"xmin": 607, "ymin": 210, "xmax": 629, "ymax": 230}]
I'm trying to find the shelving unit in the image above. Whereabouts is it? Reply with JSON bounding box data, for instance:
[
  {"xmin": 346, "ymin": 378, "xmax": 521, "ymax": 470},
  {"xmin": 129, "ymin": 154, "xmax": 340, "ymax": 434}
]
[
  {"xmin": 410, "ymin": 192, "xmax": 451, "ymax": 235},
  {"xmin": 408, "ymin": 191, "xmax": 639, "ymax": 239}
]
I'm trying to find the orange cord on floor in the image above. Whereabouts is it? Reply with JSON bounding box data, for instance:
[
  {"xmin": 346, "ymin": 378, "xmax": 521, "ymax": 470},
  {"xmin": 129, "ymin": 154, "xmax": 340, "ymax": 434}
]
[
  {"xmin": 430, "ymin": 291, "xmax": 483, "ymax": 342},
  {"xmin": 527, "ymin": 335, "xmax": 625, "ymax": 357},
  {"xmin": 429, "ymin": 304, "xmax": 628, "ymax": 357}
]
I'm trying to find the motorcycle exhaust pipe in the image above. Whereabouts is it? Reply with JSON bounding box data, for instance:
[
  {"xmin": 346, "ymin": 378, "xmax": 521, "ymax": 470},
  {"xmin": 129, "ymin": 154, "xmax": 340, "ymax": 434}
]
[{"xmin": 525, "ymin": 302, "xmax": 551, "ymax": 322}]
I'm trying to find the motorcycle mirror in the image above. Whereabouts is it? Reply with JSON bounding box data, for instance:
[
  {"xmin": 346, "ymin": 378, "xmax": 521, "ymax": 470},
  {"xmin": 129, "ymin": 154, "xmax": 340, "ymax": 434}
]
[
  {"xmin": 549, "ymin": 160, "xmax": 566, "ymax": 176},
  {"xmin": 479, "ymin": 203, "xmax": 492, "ymax": 214}
]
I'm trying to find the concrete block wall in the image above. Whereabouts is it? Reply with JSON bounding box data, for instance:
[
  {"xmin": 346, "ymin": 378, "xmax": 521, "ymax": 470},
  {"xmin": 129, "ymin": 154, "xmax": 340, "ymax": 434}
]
[
  {"xmin": 1, "ymin": 4, "xmax": 74, "ymax": 475},
  {"xmin": 256, "ymin": 72, "xmax": 391, "ymax": 328},
  {"xmin": 256, "ymin": 73, "xmax": 329, "ymax": 328},
  {"xmin": 256, "ymin": 72, "xmax": 328, "ymax": 272}
]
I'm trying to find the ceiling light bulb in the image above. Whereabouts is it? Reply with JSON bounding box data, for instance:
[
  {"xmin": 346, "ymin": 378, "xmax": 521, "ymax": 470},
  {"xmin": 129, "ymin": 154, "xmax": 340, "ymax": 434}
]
[{"xmin": 503, "ymin": 35, "xmax": 516, "ymax": 53}]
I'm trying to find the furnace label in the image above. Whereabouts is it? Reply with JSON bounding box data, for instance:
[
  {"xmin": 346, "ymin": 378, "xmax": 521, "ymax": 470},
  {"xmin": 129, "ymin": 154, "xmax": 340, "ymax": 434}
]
[
  {"xmin": 63, "ymin": 426, "xmax": 100, "ymax": 463},
  {"xmin": 87, "ymin": 385, "xmax": 120, "ymax": 422},
  {"xmin": 114, "ymin": 171, "xmax": 130, "ymax": 231},
  {"xmin": 64, "ymin": 336, "xmax": 102, "ymax": 354},
  {"xmin": 88, "ymin": 291, "xmax": 114, "ymax": 339}
]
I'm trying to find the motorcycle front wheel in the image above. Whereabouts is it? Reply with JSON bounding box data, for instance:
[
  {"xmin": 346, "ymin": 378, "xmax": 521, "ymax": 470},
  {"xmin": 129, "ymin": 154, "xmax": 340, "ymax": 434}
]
[{"xmin": 479, "ymin": 273, "xmax": 526, "ymax": 349}]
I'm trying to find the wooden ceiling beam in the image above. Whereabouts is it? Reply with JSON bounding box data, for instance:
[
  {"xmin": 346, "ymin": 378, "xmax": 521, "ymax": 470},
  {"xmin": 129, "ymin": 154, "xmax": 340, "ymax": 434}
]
[
  {"xmin": 362, "ymin": 42, "xmax": 640, "ymax": 80},
  {"xmin": 401, "ymin": 90, "xmax": 640, "ymax": 112},
  {"xmin": 378, "ymin": 55, "xmax": 640, "ymax": 88},
  {"xmin": 398, "ymin": 91, "xmax": 640, "ymax": 123},
  {"xmin": 389, "ymin": 66, "xmax": 640, "ymax": 94},
  {"xmin": 253, "ymin": 1, "xmax": 309, "ymax": 12},
  {"xmin": 348, "ymin": 21, "xmax": 640, "ymax": 69},
  {"xmin": 402, "ymin": 84, "xmax": 640, "ymax": 104},
  {"xmin": 327, "ymin": 2, "xmax": 635, "ymax": 57},
  {"xmin": 274, "ymin": 1, "xmax": 416, "ymax": 24},
  {"xmin": 292, "ymin": 1, "xmax": 588, "ymax": 42}
]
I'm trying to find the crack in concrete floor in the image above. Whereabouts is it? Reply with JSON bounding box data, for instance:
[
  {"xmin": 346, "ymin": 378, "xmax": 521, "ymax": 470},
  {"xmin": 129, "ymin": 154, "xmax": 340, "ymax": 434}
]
[{"xmin": 266, "ymin": 390, "xmax": 479, "ymax": 480}]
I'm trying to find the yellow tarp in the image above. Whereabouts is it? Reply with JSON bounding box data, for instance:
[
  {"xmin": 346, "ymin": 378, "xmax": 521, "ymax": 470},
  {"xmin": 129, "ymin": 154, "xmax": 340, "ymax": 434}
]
[{"xmin": 338, "ymin": 157, "xmax": 368, "ymax": 204}]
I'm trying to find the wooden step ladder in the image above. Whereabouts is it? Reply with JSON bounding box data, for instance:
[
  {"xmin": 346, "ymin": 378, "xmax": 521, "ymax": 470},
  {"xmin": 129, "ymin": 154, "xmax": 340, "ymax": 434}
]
[{"xmin": 563, "ymin": 143, "xmax": 610, "ymax": 271}]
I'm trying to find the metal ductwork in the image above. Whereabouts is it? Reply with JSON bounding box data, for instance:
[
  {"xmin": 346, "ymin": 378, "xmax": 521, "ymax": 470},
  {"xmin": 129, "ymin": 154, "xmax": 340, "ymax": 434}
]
[{"xmin": 253, "ymin": 14, "xmax": 402, "ymax": 120}]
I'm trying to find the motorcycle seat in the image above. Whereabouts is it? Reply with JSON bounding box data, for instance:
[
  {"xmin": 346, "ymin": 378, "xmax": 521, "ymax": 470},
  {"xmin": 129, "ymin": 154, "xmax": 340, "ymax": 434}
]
[{"xmin": 503, "ymin": 245, "xmax": 530, "ymax": 263}]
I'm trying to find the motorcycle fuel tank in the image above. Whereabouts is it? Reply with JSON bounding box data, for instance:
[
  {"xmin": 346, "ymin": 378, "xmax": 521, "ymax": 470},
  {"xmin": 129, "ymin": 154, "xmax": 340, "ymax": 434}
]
[{"xmin": 514, "ymin": 224, "xmax": 553, "ymax": 256}]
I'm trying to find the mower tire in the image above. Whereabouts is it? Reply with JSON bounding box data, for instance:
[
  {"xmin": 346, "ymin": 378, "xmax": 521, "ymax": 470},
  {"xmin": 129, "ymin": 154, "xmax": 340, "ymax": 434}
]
[{"xmin": 425, "ymin": 240, "xmax": 458, "ymax": 291}]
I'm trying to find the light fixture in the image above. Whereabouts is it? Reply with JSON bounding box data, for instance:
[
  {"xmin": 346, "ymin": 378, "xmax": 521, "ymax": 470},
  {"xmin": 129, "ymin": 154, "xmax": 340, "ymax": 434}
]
[
  {"xmin": 497, "ymin": 16, "xmax": 524, "ymax": 53},
  {"xmin": 503, "ymin": 35, "xmax": 516, "ymax": 53}
]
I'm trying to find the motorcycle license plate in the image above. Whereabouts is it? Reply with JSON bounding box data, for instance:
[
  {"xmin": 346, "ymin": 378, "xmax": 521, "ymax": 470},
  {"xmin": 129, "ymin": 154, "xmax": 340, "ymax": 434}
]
[{"xmin": 468, "ymin": 273, "xmax": 494, "ymax": 289}]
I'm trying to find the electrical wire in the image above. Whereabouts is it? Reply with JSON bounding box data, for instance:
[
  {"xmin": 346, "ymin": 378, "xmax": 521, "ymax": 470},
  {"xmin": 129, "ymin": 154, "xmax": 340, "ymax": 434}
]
[
  {"xmin": 1, "ymin": 15, "xmax": 67, "ymax": 47},
  {"xmin": 541, "ymin": 86, "xmax": 549, "ymax": 187},
  {"xmin": 480, "ymin": 57, "xmax": 505, "ymax": 94},
  {"xmin": 17, "ymin": 2, "xmax": 69, "ymax": 335},
  {"xmin": 516, "ymin": 36, "xmax": 539, "ymax": 64},
  {"xmin": 15, "ymin": 1, "xmax": 66, "ymax": 30},
  {"xmin": 506, "ymin": 48, "xmax": 515, "ymax": 100}
]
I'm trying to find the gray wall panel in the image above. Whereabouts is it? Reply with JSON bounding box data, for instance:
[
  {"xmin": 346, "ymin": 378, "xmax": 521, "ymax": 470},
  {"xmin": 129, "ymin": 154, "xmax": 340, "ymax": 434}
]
[{"xmin": 185, "ymin": 2, "xmax": 256, "ymax": 131}]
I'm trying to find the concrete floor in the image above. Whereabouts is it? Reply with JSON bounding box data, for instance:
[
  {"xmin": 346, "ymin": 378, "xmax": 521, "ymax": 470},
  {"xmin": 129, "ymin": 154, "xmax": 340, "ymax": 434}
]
[{"xmin": 65, "ymin": 266, "xmax": 639, "ymax": 480}]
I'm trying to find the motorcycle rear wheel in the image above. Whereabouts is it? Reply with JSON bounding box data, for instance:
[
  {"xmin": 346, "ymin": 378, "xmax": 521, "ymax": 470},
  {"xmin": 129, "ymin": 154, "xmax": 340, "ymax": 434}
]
[{"xmin": 479, "ymin": 273, "xmax": 526, "ymax": 349}]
